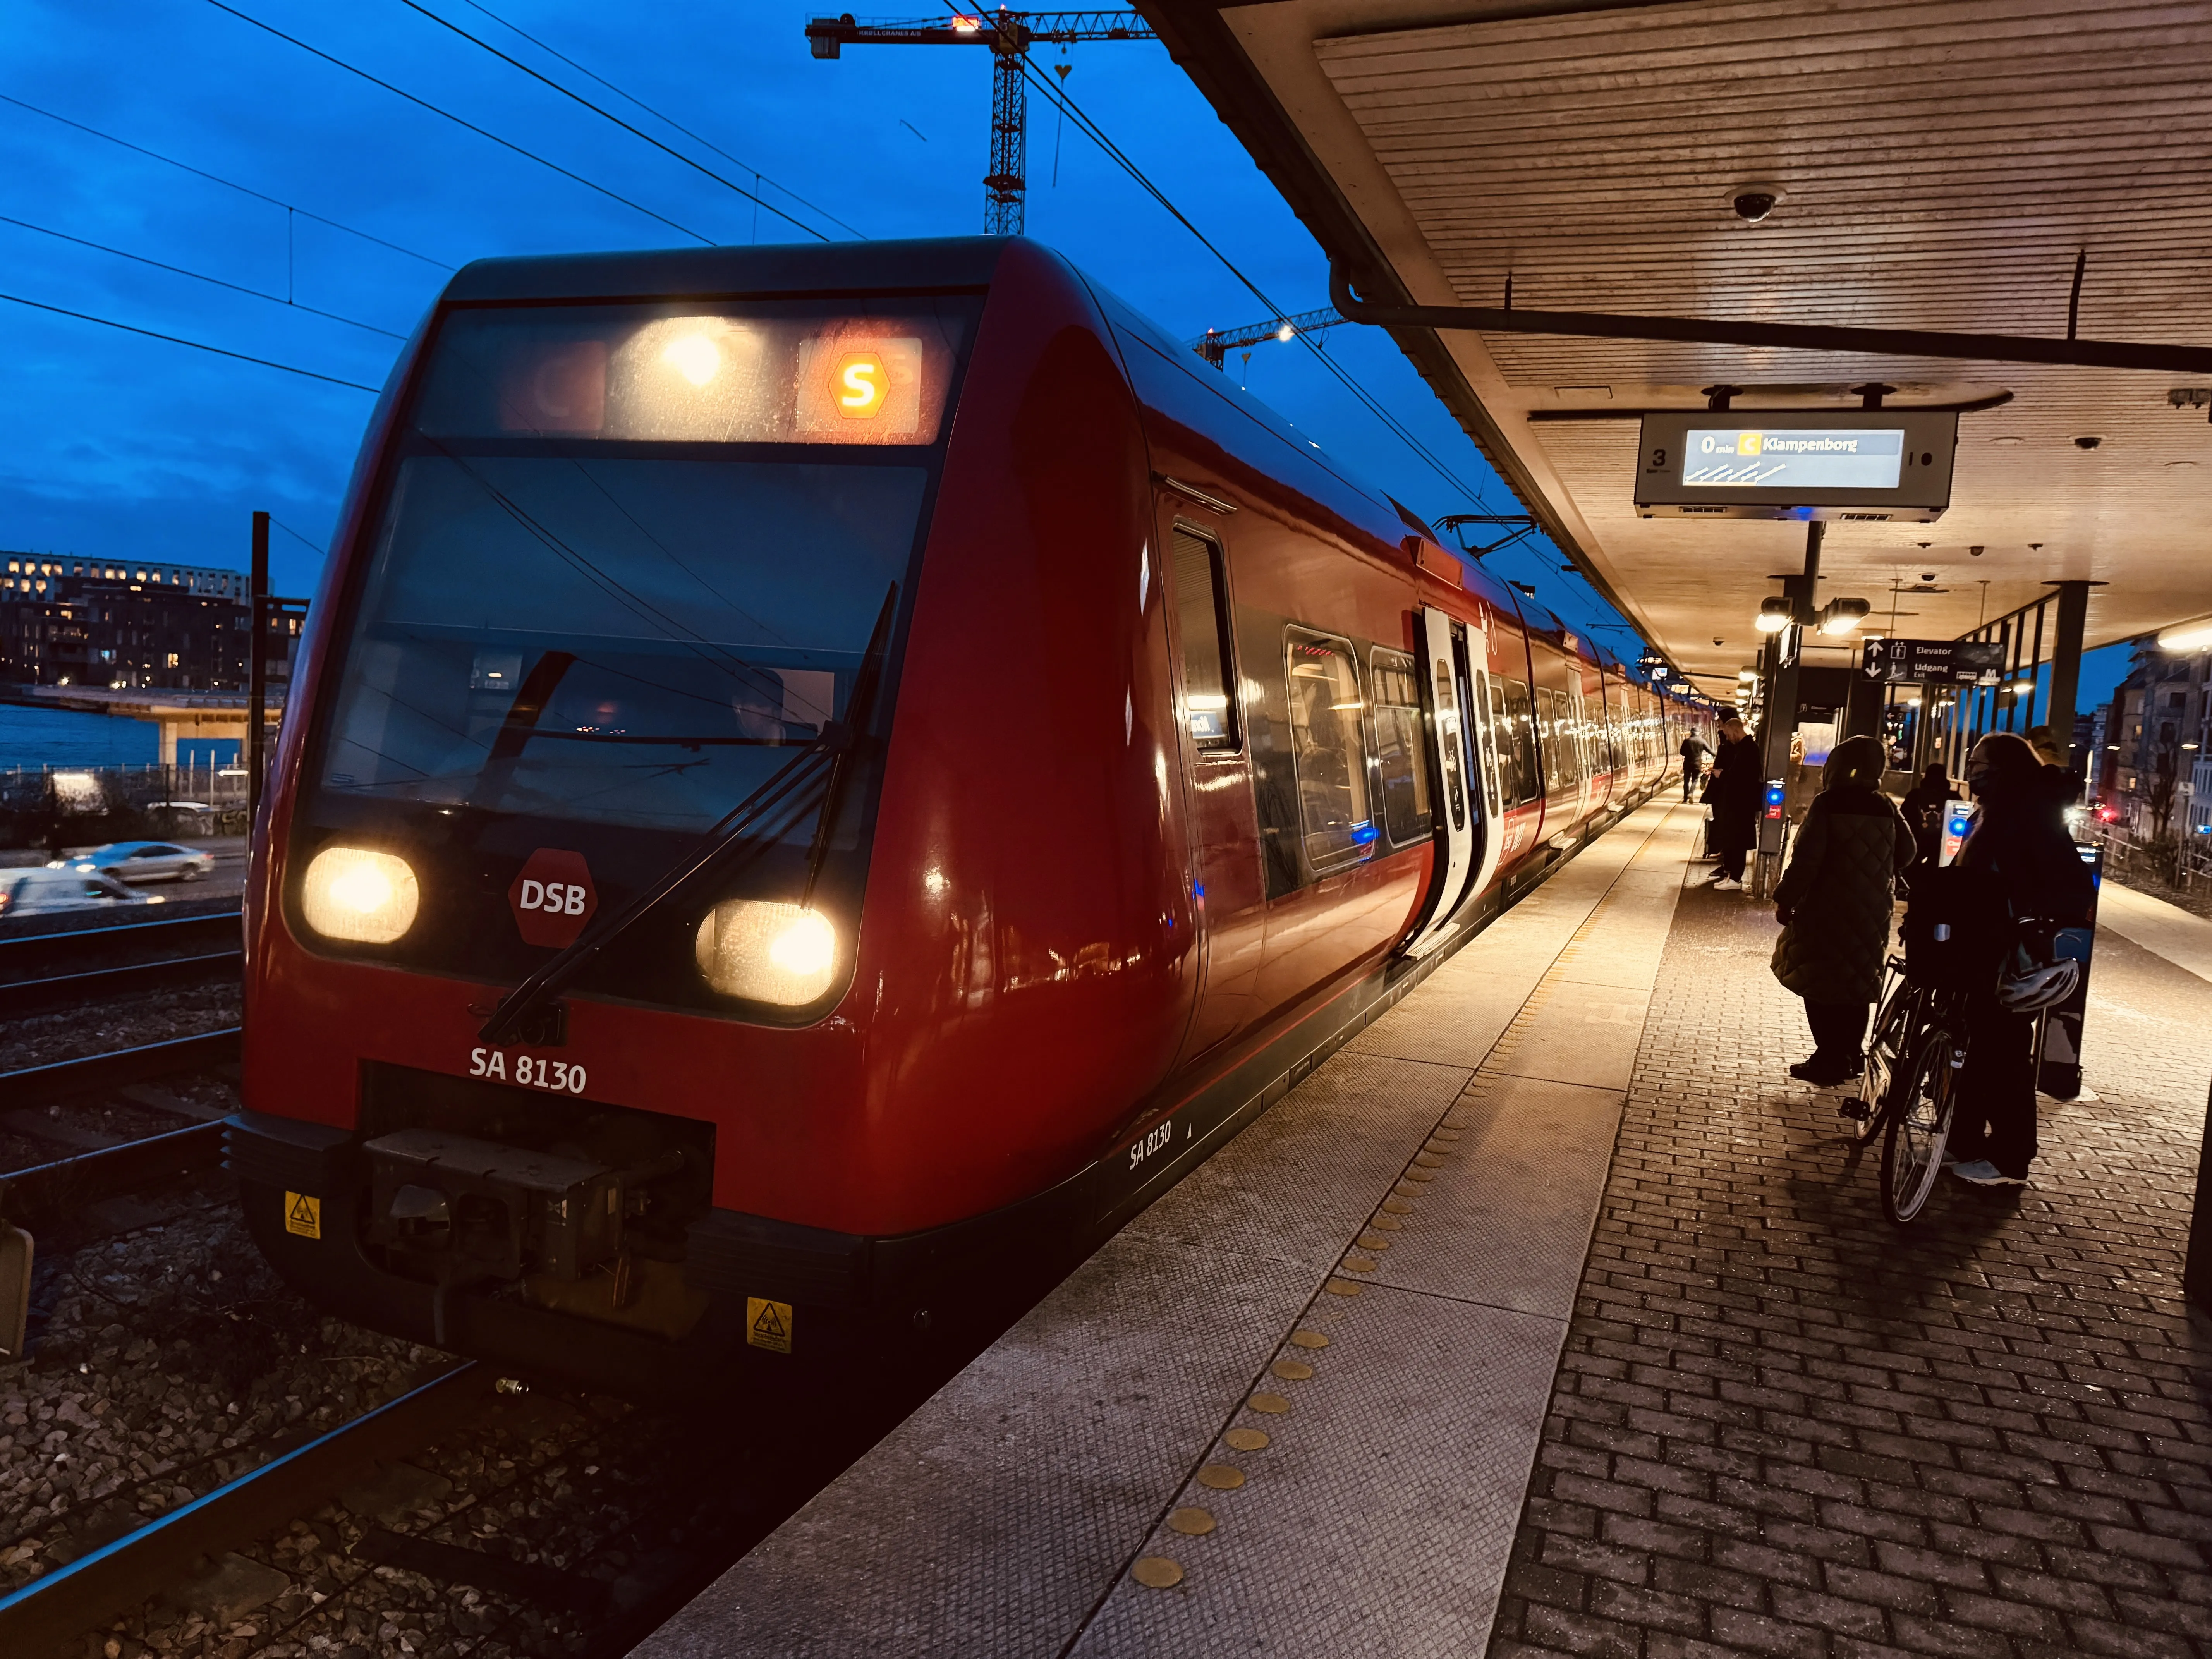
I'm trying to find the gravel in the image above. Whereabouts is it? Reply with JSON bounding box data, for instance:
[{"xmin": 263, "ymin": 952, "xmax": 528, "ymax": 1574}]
[{"xmin": 0, "ymin": 980, "xmax": 241, "ymax": 1074}]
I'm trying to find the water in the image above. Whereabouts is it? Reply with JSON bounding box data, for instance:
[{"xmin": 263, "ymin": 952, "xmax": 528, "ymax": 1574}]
[{"xmin": 0, "ymin": 703, "xmax": 159, "ymax": 769}]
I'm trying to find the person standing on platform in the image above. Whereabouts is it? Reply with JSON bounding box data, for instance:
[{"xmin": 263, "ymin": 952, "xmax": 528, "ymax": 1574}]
[
  {"xmin": 1678, "ymin": 732, "xmax": 1709, "ymax": 802},
  {"xmin": 1946, "ymin": 732, "xmax": 2097, "ymax": 1187},
  {"xmin": 1769, "ymin": 735, "xmax": 1917, "ymax": 1085},
  {"xmin": 1705, "ymin": 712, "xmax": 1762, "ymax": 891}
]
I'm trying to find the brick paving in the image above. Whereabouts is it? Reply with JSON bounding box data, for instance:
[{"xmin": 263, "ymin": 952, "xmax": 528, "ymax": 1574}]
[{"xmin": 1487, "ymin": 866, "xmax": 2212, "ymax": 1659}]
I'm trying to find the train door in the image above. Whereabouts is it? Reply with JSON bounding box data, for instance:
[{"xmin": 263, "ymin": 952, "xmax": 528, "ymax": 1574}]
[
  {"xmin": 1401, "ymin": 606, "xmax": 1475, "ymax": 957},
  {"xmin": 1462, "ymin": 636, "xmax": 1507, "ymax": 903},
  {"xmin": 1163, "ymin": 518, "xmax": 1267, "ymax": 1063}
]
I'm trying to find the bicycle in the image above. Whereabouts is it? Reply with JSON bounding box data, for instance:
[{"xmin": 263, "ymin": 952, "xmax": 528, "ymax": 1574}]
[{"xmin": 1840, "ymin": 954, "xmax": 1966, "ymax": 1224}]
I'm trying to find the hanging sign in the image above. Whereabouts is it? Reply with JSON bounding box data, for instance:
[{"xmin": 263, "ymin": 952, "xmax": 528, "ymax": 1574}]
[
  {"xmin": 1634, "ymin": 409, "xmax": 1957, "ymax": 521},
  {"xmin": 1860, "ymin": 637, "xmax": 2007, "ymax": 685}
]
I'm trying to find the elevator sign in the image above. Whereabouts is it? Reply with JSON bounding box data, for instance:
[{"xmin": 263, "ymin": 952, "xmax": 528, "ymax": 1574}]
[
  {"xmin": 1860, "ymin": 637, "xmax": 2008, "ymax": 686},
  {"xmin": 1635, "ymin": 409, "xmax": 1957, "ymax": 521}
]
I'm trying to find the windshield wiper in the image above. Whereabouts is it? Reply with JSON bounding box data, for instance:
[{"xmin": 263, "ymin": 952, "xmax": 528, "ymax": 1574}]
[{"xmin": 476, "ymin": 584, "xmax": 898, "ymax": 1047}]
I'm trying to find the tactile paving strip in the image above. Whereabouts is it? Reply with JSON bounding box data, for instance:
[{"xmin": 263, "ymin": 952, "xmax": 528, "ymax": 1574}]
[
  {"xmin": 639, "ymin": 1230, "xmax": 1320, "ymax": 1659},
  {"xmin": 1071, "ymin": 1282, "xmax": 1566, "ymax": 1658}
]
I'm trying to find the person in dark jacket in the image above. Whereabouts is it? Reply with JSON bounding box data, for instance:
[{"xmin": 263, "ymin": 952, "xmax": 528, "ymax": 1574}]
[
  {"xmin": 1946, "ymin": 732, "xmax": 2098, "ymax": 1187},
  {"xmin": 1679, "ymin": 734, "xmax": 1709, "ymax": 802},
  {"xmin": 1899, "ymin": 763, "xmax": 1958, "ymax": 872},
  {"xmin": 1770, "ymin": 734, "xmax": 1917, "ymax": 1085},
  {"xmin": 1704, "ymin": 714, "xmax": 1763, "ymax": 890}
]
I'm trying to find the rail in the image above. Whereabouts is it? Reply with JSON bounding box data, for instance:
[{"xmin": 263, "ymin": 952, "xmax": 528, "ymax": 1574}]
[
  {"xmin": 0, "ymin": 1365, "xmax": 496, "ymax": 1653},
  {"xmin": 1, "ymin": 1027, "xmax": 242, "ymax": 1111},
  {"xmin": 1, "ymin": 950, "xmax": 243, "ymax": 1018},
  {"xmin": 0, "ymin": 910, "xmax": 243, "ymax": 981}
]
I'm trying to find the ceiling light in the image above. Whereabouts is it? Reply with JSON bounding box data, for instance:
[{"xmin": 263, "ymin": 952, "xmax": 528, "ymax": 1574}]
[
  {"xmin": 1754, "ymin": 597, "xmax": 1793, "ymax": 634},
  {"xmin": 2158, "ymin": 618, "xmax": 2212, "ymax": 653},
  {"xmin": 1817, "ymin": 597, "xmax": 1872, "ymax": 636}
]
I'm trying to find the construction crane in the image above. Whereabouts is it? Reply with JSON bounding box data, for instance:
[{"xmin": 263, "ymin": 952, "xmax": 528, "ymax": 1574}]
[
  {"xmin": 805, "ymin": 10, "xmax": 1156, "ymax": 235},
  {"xmin": 1188, "ymin": 306, "xmax": 1345, "ymax": 369}
]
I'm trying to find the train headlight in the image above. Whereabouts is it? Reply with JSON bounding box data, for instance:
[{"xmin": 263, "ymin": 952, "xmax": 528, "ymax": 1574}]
[
  {"xmin": 694, "ymin": 900, "xmax": 838, "ymax": 1005},
  {"xmin": 301, "ymin": 847, "xmax": 420, "ymax": 943}
]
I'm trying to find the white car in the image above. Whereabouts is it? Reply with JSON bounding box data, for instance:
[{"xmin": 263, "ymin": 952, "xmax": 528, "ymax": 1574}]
[
  {"xmin": 60, "ymin": 841, "xmax": 217, "ymax": 884},
  {"xmin": 0, "ymin": 867, "xmax": 155, "ymax": 916}
]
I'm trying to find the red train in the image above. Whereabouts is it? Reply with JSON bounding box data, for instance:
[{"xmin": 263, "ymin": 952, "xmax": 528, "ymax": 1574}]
[{"xmin": 229, "ymin": 238, "xmax": 1709, "ymax": 1396}]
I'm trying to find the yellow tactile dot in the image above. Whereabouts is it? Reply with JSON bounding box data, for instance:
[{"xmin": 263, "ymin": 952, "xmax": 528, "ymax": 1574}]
[
  {"xmin": 1133, "ymin": 1556, "xmax": 1184, "ymax": 1588},
  {"xmin": 1249, "ymin": 1391, "xmax": 1292, "ymax": 1413},
  {"xmin": 1413, "ymin": 1152, "xmax": 1446, "ymax": 1168},
  {"xmin": 1430, "ymin": 1127, "xmax": 1464, "ymax": 1141},
  {"xmin": 1369, "ymin": 1214, "xmax": 1403, "ymax": 1233},
  {"xmin": 1224, "ymin": 1426, "xmax": 1271, "ymax": 1450},
  {"xmin": 1168, "ymin": 1507, "xmax": 1216, "ymax": 1536},
  {"xmin": 1197, "ymin": 1464, "xmax": 1245, "ymax": 1489},
  {"xmin": 1342, "ymin": 1253, "xmax": 1377, "ymax": 1273},
  {"xmin": 1272, "ymin": 1358, "xmax": 1314, "ymax": 1381},
  {"xmin": 1381, "ymin": 1198, "xmax": 1413, "ymax": 1215},
  {"xmin": 1357, "ymin": 1231, "xmax": 1391, "ymax": 1251},
  {"xmin": 1288, "ymin": 1331, "xmax": 1328, "ymax": 1350},
  {"xmin": 1324, "ymin": 1277, "xmax": 1362, "ymax": 1296},
  {"xmin": 1403, "ymin": 1168, "xmax": 1436, "ymax": 1183}
]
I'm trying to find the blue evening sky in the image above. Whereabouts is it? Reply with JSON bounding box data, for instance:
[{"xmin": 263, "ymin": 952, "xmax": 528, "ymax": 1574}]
[
  {"xmin": 0, "ymin": 1, "xmax": 1633, "ymax": 639},
  {"xmin": 0, "ymin": 1, "xmax": 2135, "ymax": 711}
]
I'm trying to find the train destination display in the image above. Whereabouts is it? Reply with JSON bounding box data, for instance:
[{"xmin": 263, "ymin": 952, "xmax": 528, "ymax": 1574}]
[{"xmin": 1634, "ymin": 409, "xmax": 1957, "ymax": 521}]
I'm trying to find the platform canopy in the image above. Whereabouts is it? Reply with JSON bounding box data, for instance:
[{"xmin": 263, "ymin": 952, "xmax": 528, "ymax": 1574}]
[{"xmin": 1142, "ymin": 0, "xmax": 2212, "ymax": 697}]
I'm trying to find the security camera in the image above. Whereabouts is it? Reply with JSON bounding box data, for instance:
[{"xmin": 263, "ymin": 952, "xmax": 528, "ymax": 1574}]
[
  {"xmin": 2074, "ymin": 434, "xmax": 2102, "ymax": 450},
  {"xmin": 1732, "ymin": 191, "xmax": 1778, "ymax": 223},
  {"xmin": 1712, "ymin": 636, "xmax": 1725, "ymax": 646},
  {"xmin": 1968, "ymin": 545, "xmax": 1985, "ymax": 557},
  {"xmin": 1921, "ymin": 572, "xmax": 1937, "ymax": 581}
]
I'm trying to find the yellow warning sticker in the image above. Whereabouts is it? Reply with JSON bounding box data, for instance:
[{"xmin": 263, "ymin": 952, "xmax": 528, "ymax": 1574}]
[
  {"xmin": 284, "ymin": 1191, "xmax": 322, "ymax": 1240},
  {"xmin": 745, "ymin": 1296, "xmax": 793, "ymax": 1355}
]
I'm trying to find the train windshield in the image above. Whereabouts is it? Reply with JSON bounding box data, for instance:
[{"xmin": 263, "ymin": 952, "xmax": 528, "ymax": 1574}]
[
  {"xmin": 291, "ymin": 294, "xmax": 979, "ymax": 1011},
  {"xmin": 318, "ymin": 298, "xmax": 969, "ymax": 831},
  {"xmin": 320, "ymin": 453, "xmax": 921, "ymax": 830}
]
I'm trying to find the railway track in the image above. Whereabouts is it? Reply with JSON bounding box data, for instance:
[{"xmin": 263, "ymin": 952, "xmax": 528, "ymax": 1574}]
[{"xmin": 0, "ymin": 911, "xmax": 243, "ymax": 1017}]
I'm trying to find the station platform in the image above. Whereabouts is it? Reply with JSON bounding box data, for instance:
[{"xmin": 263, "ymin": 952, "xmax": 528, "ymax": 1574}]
[{"xmin": 636, "ymin": 804, "xmax": 2212, "ymax": 1659}]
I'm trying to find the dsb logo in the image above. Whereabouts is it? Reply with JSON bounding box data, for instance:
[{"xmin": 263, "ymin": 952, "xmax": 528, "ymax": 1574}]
[{"xmin": 509, "ymin": 848, "xmax": 597, "ymax": 948}]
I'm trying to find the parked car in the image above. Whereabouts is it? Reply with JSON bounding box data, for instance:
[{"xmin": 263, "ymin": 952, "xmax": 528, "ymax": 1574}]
[
  {"xmin": 0, "ymin": 867, "xmax": 155, "ymax": 917},
  {"xmin": 58, "ymin": 840, "xmax": 216, "ymax": 884}
]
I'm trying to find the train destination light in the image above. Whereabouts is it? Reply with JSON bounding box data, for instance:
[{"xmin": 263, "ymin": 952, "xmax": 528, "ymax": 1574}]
[
  {"xmin": 1635, "ymin": 409, "xmax": 1957, "ymax": 521},
  {"xmin": 835, "ymin": 350, "xmax": 889, "ymax": 417}
]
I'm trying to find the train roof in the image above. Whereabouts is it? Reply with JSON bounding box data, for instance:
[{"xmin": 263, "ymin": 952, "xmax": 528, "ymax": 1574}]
[{"xmin": 443, "ymin": 237, "xmax": 1013, "ymax": 305}]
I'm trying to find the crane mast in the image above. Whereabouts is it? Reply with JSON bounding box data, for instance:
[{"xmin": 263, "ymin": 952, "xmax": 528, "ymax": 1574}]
[{"xmin": 805, "ymin": 10, "xmax": 1156, "ymax": 235}]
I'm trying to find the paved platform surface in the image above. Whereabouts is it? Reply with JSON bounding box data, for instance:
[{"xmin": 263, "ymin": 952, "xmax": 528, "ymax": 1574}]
[
  {"xmin": 1486, "ymin": 861, "xmax": 2212, "ymax": 1659},
  {"xmin": 637, "ymin": 800, "xmax": 1700, "ymax": 1658}
]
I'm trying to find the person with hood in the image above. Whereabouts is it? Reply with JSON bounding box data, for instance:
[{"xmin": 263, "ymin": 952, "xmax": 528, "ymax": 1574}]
[
  {"xmin": 1944, "ymin": 732, "xmax": 2098, "ymax": 1187},
  {"xmin": 1899, "ymin": 762, "xmax": 1958, "ymax": 871},
  {"xmin": 1770, "ymin": 734, "xmax": 1917, "ymax": 1085},
  {"xmin": 1704, "ymin": 712, "xmax": 1763, "ymax": 891}
]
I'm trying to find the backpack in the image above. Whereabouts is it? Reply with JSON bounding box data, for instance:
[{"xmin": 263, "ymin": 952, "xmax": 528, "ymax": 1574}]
[{"xmin": 1899, "ymin": 864, "xmax": 2011, "ymax": 992}]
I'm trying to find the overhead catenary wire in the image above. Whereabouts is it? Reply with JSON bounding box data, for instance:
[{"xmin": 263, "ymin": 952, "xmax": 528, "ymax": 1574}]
[
  {"xmin": 390, "ymin": 0, "xmax": 836, "ymax": 242},
  {"xmin": 201, "ymin": 0, "xmax": 717, "ymax": 246},
  {"xmin": 0, "ymin": 213, "xmax": 407, "ymax": 340},
  {"xmin": 451, "ymin": 0, "xmax": 867, "ymax": 240},
  {"xmin": 0, "ymin": 292, "xmax": 380, "ymax": 391},
  {"xmin": 1015, "ymin": 57, "xmax": 1496, "ymax": 515},
  {"xmin": 0, "ymin": 91, "xmax": 453, "ymax": 270}
]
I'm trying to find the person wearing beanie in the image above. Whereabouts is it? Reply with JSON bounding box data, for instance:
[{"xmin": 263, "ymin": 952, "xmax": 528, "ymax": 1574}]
[{"xmin": 1770, "ymin": 733, "xmax": 1917, "ymax": 1086}]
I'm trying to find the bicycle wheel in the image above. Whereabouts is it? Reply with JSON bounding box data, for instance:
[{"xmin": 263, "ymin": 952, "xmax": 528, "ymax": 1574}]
[
  {"xmin": 1851, "ymin": 979, "xmax": 1913, "ymax": 1146},
  {"xmin": 1881, "ymin": 1028, "xmax": 1958, "ymax": 1224}
]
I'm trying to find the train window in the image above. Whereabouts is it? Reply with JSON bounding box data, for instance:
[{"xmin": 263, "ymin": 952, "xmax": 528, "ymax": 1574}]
[
  {"xmin": 1369, "ymin": 649, "xmax": 1432, "ymax": 847},
  {"xmin": 1284, "ymin": 629, "xmax": 1376, "ymax": 872},
  {"xmin": 1499, "ymin": 678, "xmax": 1542, "ymax": 804},
  {"xmin": 1170, "ymin": 528, "xmax": 1238, "ymax": 751}
]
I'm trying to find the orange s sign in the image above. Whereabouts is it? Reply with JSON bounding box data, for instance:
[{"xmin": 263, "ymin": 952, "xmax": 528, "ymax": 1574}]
[{"xmin": 834, "ymin": 351, "xmax": 888, "ymax": 418}]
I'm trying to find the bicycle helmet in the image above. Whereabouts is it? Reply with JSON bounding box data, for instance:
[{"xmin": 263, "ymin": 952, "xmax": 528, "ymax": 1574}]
[{"xmin": 1995, "ymin": 957, "xmax": 2079, "ymax": 1013}]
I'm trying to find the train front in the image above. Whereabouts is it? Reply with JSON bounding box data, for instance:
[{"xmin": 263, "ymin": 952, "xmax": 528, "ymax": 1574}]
[{"xmin": 228, "ymin": 240, "xmax": 1187, "ymax": 1398}]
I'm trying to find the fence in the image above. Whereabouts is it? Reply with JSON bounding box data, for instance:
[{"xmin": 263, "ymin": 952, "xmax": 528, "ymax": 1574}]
[{"xmin": 0, "ymin": 760, "xmax": 250, "ymax": 849}]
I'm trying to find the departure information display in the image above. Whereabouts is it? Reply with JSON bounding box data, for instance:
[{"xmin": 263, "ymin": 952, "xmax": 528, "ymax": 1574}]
[
  {"xmin": 1634, "ymin": 409, "xmax": 1957, "ymax": 522},
  {"xmin": 1682, "ymin": 428, "xmax": 1905, "ymax": 491}
]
